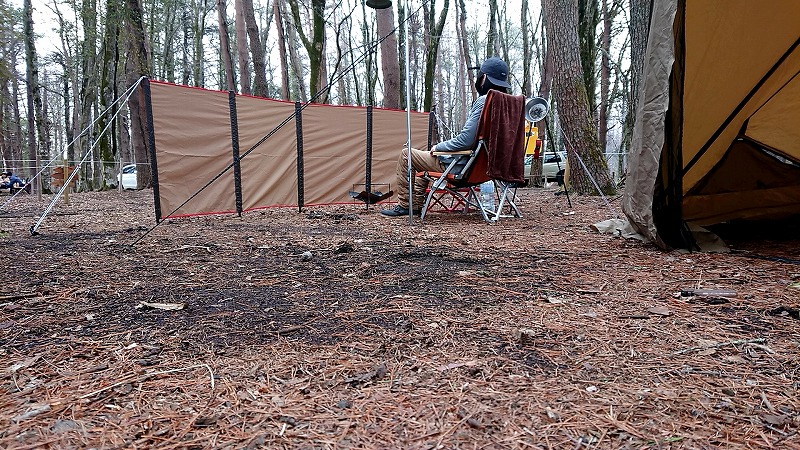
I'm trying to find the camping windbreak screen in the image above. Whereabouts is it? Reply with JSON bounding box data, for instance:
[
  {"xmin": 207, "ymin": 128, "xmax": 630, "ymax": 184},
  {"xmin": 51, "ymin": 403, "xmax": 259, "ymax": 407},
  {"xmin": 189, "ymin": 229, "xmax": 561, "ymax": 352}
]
[{"xmin": 146, "ymin": 81, "xmax": 430, "ymax": 219}]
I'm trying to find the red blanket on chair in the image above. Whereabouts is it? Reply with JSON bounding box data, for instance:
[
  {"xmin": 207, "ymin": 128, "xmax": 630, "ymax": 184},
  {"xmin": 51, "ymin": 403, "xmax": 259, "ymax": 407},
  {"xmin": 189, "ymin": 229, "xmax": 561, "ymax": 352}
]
[{"xmin": 481, "ymin": 91, "xmax": 526, "ymax": 183}]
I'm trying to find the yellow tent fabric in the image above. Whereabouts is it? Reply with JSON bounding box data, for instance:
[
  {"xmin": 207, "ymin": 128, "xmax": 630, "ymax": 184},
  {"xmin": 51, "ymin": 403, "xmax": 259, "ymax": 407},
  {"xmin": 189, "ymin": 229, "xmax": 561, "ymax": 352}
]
[{"xmin": 623, "ymin": 0, "xmax": 800, "ymax": 248}]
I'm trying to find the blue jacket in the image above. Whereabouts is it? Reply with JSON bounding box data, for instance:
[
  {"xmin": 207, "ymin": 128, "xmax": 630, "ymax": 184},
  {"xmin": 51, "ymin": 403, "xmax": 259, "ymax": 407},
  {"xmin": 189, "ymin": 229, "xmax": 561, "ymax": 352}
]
[{"xmin": 435, "ymin": 95, "xmax": 487, "ymax": 168}]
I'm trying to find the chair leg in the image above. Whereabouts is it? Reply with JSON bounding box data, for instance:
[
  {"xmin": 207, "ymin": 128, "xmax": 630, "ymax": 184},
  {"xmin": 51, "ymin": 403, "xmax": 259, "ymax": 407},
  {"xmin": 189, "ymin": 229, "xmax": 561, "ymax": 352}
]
[
  {"xmin": 495, "ymin": 182, "xmax": 522, "ymax": 219},
  {"xmin": 420, "ymin": 175, "xmax": 447, "ymax": 220}
]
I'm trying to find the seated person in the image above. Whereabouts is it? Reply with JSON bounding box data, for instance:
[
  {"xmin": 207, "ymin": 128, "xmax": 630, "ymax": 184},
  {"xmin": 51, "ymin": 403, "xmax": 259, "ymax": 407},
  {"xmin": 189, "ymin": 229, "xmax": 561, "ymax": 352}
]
[
  {"xmin": 5, "ymin": 171, "xmax": 26, "ymax": 192},
  {"xmin": 381, "ymin": 57, "xmax": 512, "ymax": 217}
]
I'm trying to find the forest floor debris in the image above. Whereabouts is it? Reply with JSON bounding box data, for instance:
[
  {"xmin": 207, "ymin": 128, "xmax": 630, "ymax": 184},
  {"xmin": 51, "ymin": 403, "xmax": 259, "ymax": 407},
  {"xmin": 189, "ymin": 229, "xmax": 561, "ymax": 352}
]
[{"xmin": 1, "ymin": 188, "xmax": 799, "ymax": 449}]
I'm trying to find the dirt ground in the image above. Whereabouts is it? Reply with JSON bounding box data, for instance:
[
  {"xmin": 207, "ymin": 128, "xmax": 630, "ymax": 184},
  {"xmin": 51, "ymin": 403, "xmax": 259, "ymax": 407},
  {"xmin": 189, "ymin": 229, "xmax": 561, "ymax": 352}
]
[{"xmin": 1, "ymin": 188, "xmax": 799, "ymax": 449}]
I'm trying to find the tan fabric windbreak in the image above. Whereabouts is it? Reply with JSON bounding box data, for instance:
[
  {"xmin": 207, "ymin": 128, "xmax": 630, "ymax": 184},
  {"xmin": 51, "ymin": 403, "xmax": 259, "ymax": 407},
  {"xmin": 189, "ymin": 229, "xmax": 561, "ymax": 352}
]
[
  {"xmin": 149, "ymin": 83, "xmax": 237, "ymax": 217},
  {"xmin": 147, "ymin": 82, "xmax": 429, "ymax": 219}
]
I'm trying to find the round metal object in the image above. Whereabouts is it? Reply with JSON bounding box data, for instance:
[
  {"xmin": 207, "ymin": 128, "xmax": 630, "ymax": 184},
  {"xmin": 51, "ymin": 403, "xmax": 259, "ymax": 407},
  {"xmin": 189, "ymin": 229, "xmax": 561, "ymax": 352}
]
[{"xmin": 524, "ymin": 96, "xmax": 549, "ymax": 122}]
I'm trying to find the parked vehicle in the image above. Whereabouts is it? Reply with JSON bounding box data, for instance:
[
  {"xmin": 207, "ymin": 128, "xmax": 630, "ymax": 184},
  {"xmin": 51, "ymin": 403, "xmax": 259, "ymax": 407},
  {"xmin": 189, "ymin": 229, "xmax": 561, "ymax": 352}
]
[
  {"xmin": 524, "ymin": 151, "xmax": 568, "ymax": 184},
  {"xmin": 118, "ymin": 164, "xmax": 137, "ymax": 189}
]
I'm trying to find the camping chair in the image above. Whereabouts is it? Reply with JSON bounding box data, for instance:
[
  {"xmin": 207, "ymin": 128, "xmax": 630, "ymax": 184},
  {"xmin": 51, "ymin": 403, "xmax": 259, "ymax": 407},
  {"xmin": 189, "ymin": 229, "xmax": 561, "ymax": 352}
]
[{"xmin": 418, "ymin": 90, "xmax": 526, "ymax": 222}]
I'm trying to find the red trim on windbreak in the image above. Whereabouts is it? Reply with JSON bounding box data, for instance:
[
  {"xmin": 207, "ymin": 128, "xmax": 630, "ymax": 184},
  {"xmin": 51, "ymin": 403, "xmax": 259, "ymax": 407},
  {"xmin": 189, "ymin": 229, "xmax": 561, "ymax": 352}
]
[
  {"xmin": 162, "ymin": 201, "xmax": 393, "ymax": 219},
  {"xmin": 162, "ymin": 209, "xmax": 241, "ymax": 220}
]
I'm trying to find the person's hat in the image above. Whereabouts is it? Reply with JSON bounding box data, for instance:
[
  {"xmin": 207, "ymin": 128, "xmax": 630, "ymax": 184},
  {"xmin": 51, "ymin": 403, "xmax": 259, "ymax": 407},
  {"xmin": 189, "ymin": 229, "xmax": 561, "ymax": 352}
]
[{"xmin": 479, "ymin": 57, "xmax": 510, "ymax": 89}]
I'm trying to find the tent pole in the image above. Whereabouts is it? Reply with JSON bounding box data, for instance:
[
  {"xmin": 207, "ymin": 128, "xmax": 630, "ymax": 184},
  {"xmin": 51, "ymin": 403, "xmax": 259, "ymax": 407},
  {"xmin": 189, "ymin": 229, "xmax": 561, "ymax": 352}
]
[
  {"xmin": 403, "ymin": 0, "xmax": 413, "ymax": 223},
  {"xmin": 143, "ymin": 78, "xmax": 162, "ymax": 223},
  {"xmin": 228, "ymin": 91, "xmax": 243, "ymax": 216},
  {"xmin": 295, "ymin": 101, "xmax": 305, "ymax": 212},
  {"xmin": 366, "ymin": 105, "xmax": 373, "ymax": 211}
]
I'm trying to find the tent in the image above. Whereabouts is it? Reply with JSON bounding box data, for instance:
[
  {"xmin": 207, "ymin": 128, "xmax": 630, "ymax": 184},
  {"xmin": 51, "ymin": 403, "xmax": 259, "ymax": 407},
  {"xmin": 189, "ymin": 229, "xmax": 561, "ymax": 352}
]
[{"xmin": 623, "ymin": 0, "xmax": 800, "ymax": 249}]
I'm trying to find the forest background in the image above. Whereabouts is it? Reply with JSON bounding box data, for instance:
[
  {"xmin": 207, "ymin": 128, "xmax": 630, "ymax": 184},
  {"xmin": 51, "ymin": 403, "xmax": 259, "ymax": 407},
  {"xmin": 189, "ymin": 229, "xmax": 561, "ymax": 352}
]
[{"xmin": 0, "ymin": 0, "xmax": 650, "ymax": 196}]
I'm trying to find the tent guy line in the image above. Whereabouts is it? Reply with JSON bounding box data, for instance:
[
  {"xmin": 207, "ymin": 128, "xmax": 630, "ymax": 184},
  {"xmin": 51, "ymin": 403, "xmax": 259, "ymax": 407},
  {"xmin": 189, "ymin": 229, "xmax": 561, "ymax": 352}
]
[
  {"xmin": 1, "ymin": 79, "xmax": 145, "ymax": 214},
  {"xmin": 29, "ymin": 77, "xmax": 146, "ymax": 236}
]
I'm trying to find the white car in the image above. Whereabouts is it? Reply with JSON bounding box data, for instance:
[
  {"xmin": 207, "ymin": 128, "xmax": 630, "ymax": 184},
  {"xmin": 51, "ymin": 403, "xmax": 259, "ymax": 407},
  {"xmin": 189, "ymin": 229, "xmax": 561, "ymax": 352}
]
[
  {"xmin": 118, "ymin": 164, "xmax": 138, "ymax": 189},
  {"xmin": 524, "ymin": 151, "xmax": 568, "ymax": 184}
]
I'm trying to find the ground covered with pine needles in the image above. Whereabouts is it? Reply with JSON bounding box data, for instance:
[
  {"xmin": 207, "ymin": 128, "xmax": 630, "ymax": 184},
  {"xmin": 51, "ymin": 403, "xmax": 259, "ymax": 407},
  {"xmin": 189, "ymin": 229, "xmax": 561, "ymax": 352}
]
[{"xmin": 1, "ymin": 188, "xmax": 799, "ymax": 449}]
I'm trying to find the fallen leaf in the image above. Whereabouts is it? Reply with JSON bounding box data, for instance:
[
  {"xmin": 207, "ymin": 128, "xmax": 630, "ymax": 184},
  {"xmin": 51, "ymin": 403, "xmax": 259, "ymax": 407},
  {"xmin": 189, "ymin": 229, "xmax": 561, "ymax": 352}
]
[
  {"xmin": 8, "ymin": 355, "xmax": 41, "ymax": 374},
  {"xmin": 135, "ymin": 301, "xmax": 185, "ymax": 311},
  {"xmin": 544, "ymin": 407, "xmax": 561, "ymax": 422},
  {"xmin": 12, "ymin": 403, "xmax": 50, "ymax": 422},
  {"xmin": 648, "ymin": 306, "xmax": 671, "ymax": 316},
  {"xmin": 514, "ymin": 328, "xmax": 537, "ymax": 344},
  {"xmin": 761, "ymin": 414, "xmax": 788, "ymax": 426},
  {"xmin": 193, "ymin": 415, "xmax": 217, "ymax": 427},
  {"xmin": 344, "ymin": 363, "xmax": 387, "ymax": 385}
]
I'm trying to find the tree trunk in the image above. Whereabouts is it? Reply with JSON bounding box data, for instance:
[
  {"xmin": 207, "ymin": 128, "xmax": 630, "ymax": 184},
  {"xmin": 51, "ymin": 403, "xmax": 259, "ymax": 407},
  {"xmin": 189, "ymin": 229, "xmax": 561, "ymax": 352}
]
[
  {"xmin": 456, "ymin": 0, "xmax": 475, "ymax": 102},
  {"xmin": 181, "ymin": 6, "xmax": 191, "ymax": 85},
  {"xmin": 521, "ymin": 0, "xmax": 532, "ymax": 96},
  {"xmin": 272, "ymin": 0, "xmax": 290, "ymax": 100},
  {"xmin": 544, "ymin": 0, "xmax": 614, "ymax": 195},
  {"xmin": 160, "ymin": 1, "xmax": 178, "ymax": 83},
  {"xmin": 486, "ymin": 0, "xmax": 498, "ymax": 58},
  {"xmin": 622, "ymin": 0, "xmax": 651, "ymax": 164},
  {"xmin": 243, "ymin": 0, "xmax": 268, "ymax": 97},
  {"xmin": 124, "ymin": 0, "xmax": 151, "ymax": 189},
  {"xmin": 330, "ymin": 7, "xmax": 351, "ymax": 105},
  {"xmin": 397, "ymin": 0, "xmax": 406, "ymax": 109},
  {"xmin": 283, "ymin": 1, "xmax": 307, "ymax": 102},
  {"xmin": 348, "ymin": 20, "xmax": 362, "ymax": 105},
  {"xmin": 577, "ymin": 0, "xmax": 598, "ymax": 117},
  {"xmin": 598, "ymin": 0, "xmax": 610, "ymax": 154},
  {"xmin": 530, "ymin": 5, "xmax": 552, "ymax": 185},
  {"xmin": 235, "ymin": 0, "xmax": 251, "ymax": 94},
  {"xmin": 376, "ymin": 7, "xmax": 400, "ymax": 109},
  {"xmin": 217, "ymin": 0, "xmax": 236, "ymax": 91},
  {"xmin": 422, "ymin": 0, "xmax": 449, "ymax": 112},
  {"xmin": 360, "ymin": 5, "xmax": 377, "ymax": 106},
  {"xmin": 0, "ymin": 84, "xmax": 6, "ymax": 164},
  {"xmin": 192, "ymin": 0, "xmax": 211, "ymax": 87},
  {"xmin": 287, "ymin": 0, "xmax": 327, "ymax": 103},
  {"xmin": 495, "ymin": 0, "xmax": 510, "ymax": 63},
  {"xmin": 11, "ymin": 75, "xmax": 24, "ymax": 171},
  {"xmin": 100, "ymin": 0, "xmax": 122, "ymax": 188},
  {"xmin": 81, "ymin": 0, "xmax": 100, "ymax": 190},
  {"xmin": 24, "ymin": 0, "xmax": 47, "ymax": 195}
]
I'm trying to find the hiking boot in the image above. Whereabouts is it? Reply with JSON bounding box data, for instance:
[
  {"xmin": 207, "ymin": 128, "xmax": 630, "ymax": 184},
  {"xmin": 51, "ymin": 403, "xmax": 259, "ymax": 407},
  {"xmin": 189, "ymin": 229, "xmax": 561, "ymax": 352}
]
[{"xmin": 380, "ymin": 205, "xmax": 421, "ymax": 217}]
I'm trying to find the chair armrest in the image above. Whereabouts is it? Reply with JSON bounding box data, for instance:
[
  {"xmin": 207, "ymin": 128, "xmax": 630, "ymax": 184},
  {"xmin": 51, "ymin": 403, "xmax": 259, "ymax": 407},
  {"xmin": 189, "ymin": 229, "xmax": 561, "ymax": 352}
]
[{"xmin": 432, "ymin": 150, "xmax": 472, "ymax": 156}]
